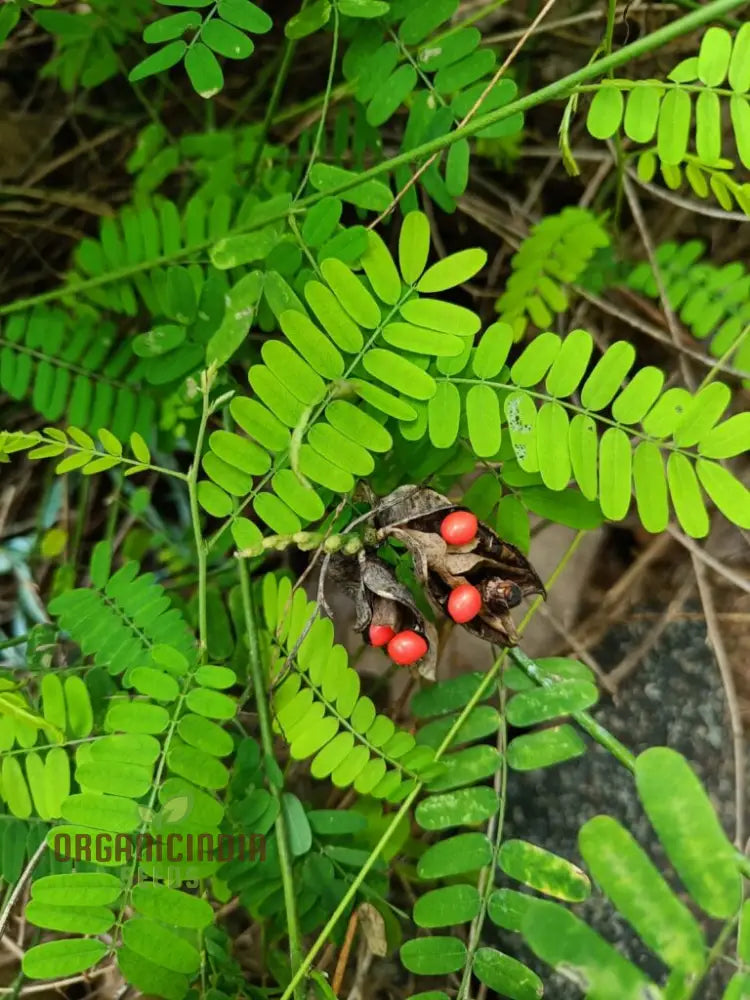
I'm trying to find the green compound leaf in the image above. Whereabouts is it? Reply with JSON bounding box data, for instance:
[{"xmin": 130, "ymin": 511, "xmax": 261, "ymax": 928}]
[
  {"xmin": 185, "ymin": 42, "xmax": 224, "ymax": 99},
  {"xmin": 581, "ymin": 27, "xmax": 750, "ymax": 213},
  {"xmin": 413, "ymin": 885, "xmax": 481, "ymax": 928},
  {"xmin": 698, "ymin": 26, "xmax": 732, "ymax": 87},
  {"xmin": 309, "ymin": 164, "xmax": 393, "ymax": 212},
  {"xmin": 131, "ymin": 882, "xmax": 213, "ymax": 928},
  {"xmin": 129, "ymin": 40, "xmax": 187, "ymax": 82},
  {"xmin": 696, "ymin": 459, "xmax": 750, "ymax": 529},
  {"xmin": 143, "ymin": 13, "xmax": 201, "ymax": 44},
  {"xmin": 202, "ymin": 19, "xmax": 254, "ymax": 58},
  {"xmin": 416, "ymin": 248, "xmax": 487, "ymax": 293},
  {"xmin": 122, "ymin": 917, "xmax": 201, "ymax": 975},
  {"xmin": 399, "ymin": 211, "xmax": 431, "ymax": 284},
  {"xmin": 285, "ymin": 0, "xmax": 330, "ymax": 39},
  {"xmin": 499, "ymin": 839, "xmax": 590, "ymax": 902},
  {"xmin": 23, "ymin": 939, "xmax": 108, "ymax": 980},
  {"xmin": 506, "ymin": 680, "xmax": 598, "ymax": 727},
  {"xmin": 117, "ymin": 945, "xmax": 189, "ymax": 1000},
  {"xmin": 417, "ymin": 832, "xmax": 492, "ymax": 878},
  {"xmin": 473, "ymin": 947, "xmax": 544, "ymax": 1000},
  {"xmin": 506, "ymin": 725, "xmax": 586, "ymax": 771},
  {"xmin": 578, "ymin": 815, "xmax": 706, "ymax": 972},
  {"xmin": 587, "ymin": 85, "xmax": 624, "ymax": 139},
  {"xmin": 400, "ymin": 936, "xmax": 467, "ymax": 975},
  {"xmin": 415, "ymin": 786, "xmax": 499, "ymax": 831},
  {"xmin": 25, "ymin": 901, "xmax": 114, "ymax": 935},
  {"xmin": 635, "ymin": 747, "xmax": 742, "ymax": 918},
  {"xmin": 521, "ymin": 899, "xmax": 661, "ymax": 999},
  {"xmin": 31, "ymin": 873, "xmax": 122, "ymax": 907},
  {"xmin": 218, "ymin": 0, "xmax": 272, "ymax": 32},
  {"xmin": 667, "ymin": 451, "xmax": 709, "ymax": 538},
  {"xmin": 339, "ymin": 0, "xmax": 389, "ymax": 17},
  {"xmin": 633, "ymin": 441, "xmax": 669, "ymax": 533}
]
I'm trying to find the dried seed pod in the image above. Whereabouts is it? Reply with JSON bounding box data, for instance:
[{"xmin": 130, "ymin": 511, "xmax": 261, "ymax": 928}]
[
  {"xmin": 328, "ymin": 551, "xmax": 437, "ymax": 679},
  {"xmin": 376, "ymin": 484, "xmax": 545, "ymax": 647}
]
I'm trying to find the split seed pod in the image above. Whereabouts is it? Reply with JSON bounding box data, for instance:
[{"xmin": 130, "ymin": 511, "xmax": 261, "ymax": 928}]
[
  {"xmin": 374, "ymin": 485, "xmax": 545, "ymax": 647},
  {"xmin": 328, "ymin": 550, "xmax": 438, "ymax": 680}
]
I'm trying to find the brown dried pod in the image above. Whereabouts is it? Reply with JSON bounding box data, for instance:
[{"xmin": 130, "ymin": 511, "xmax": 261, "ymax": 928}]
[
  {"xmin": 328, "ymin": 550, "xmax": 438, "ymax": 680},
  {"xmin": 375, "ymin": 485, "xmax": 545, "ymax": 646}
]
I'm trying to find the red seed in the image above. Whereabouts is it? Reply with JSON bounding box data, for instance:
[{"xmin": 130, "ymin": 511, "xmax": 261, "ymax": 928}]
[
  {"xmin": 447, "ymin": 583, "xmax": 482, "ymax": 624},
  {"xmin": 387, "ymin": 630, "xmax": 428, "ymax": 666},
  {"xmin": 440, "ymin": 511, "xmax": 478, "ymax": 546},
  {"xmin": 369, "ymin": 624, "xmax": 396, "ymax": 647}
]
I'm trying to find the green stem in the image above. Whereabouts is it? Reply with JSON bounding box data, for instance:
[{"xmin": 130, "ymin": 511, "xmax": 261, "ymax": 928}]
[
  {"xmin": 603, "ymin": 0, "xmax": 617, "ymax": 56},
  {"xmin": 602, "ymin": 0, "xmax": 626, "ymax": 225},
  {"xmin": 279, "ymin": 783, "xmax": 421, "ymax": 1000},
  {"xmin": 187, "ymin": 379, "xmax": 212, "ymax": 657},
  {"xmin": 294, "ymin": 5, "xmax": 339, "ymax": 201},
  {"xmin": 698, "ymin": 322, "xmax": 750, "ymax": 391},
  {"xmin": 735, "ymin": 851, "xmax": 750, "ymax": 879},
  {"xmin": 457, "ymin": 679, "xmax": 509, "ymax": 1000},
  {"xmin": 508, "ymin": 647, "xmax": 637, "ymax": 773},
  {"xmin": 248, "ymin": 2, "xmax": 307, "ymax": 184},
  {"xmin": 683, "ymin": 913, "xmax": 740, "ymax": 1000},
  {"xmin": 1, "ymin": 0, "xmax": 742, "ymax": 320},
  {"xmin": 237, "ymin": 559, "xmax": 304, "ymax": 1000},
  {"xmin": 0, "ymin": 634, "xmax": 29, "ymax": 653}
]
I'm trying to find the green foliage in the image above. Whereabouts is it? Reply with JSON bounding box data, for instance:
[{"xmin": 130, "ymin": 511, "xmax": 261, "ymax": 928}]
[
  {"xmin": 48, "ymin": 544, "xmax": 196, "ymax": 676},
  {"xmin": 423, "ymin": 323, "xmax": 749, "ymax": 537},
  {"xmin": 0, "ymin": 309, "xmax": 156, "ymax": 439},
  {"xmin": 130, "ymin": 0, "xmax": 272, "ymax": 95},
  {"xmin": 0, "ymin": 672, "xmax": 89, "ymax": 820},
  {"xmin": 583, "ymin": 24, "xmax": 750, "ymax": 213},
  {"xmin": 342, "ymin": 0, "xmax": 524, "ymax": 211},
  {"xmin": 494, "ymin": 208, "xmax": 611, "ymax": 338},
  {"xmin": 491, "ymin": 747, "xmax": 743, "ymax": 996},
  {"xmin": 400, "ymin": 659, "xmax": 600, "ymax": 991},
  {"xmin": 626, "ymin": 240, "xmax": 750, "ymax": 387},
  {"xmin": 264, "ymin": 573, "xmax": 442, "ymax": 798},
  {"xmin": 3, "ymin": 6, "xmax": 750, "ymax": 1000},
  {"xmin": 15, "ymin": 546, "xmax": 240, "ymax": 999},
  {"xmin": 33, "ymin": 0, "xmax": 149, "ymax": 91},
  {"xmin": 196, "ymin": 210, "xmax": 487, "ymax": 541}
]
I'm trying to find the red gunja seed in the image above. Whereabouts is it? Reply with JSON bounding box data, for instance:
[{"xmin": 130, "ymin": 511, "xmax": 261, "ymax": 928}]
[
  {"xmin": 447, "ymin": 583, "xmax": 482, "ymax": 623},
  {"xmin": 440, "ymin": 511, "xmax": 478, "ymax": 546},
  {"xmin": 387, "ymin": 630, "xmax": 428, "ymax": 665},
  {"xmin": 369, "ymin": 624, "xmax": 396, "ymax": 647}
]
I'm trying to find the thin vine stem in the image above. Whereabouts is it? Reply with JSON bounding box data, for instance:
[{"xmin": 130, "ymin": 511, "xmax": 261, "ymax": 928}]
[
  {"xmin": 509, "ymin": 647, "xmax": 637, "ymax": 772},
  {"xmin": 237, "ymin": 558, "xmax": 304, "ymax": 1000},
  {"xmin": 294, "ymin": 4, "xmax": 339, "ymax": 202},
  {"xmin": 187, "ymin": 372, "xmax": 213, "ymax": 656},
  {"xmin": 456, "ymin": 679, "xmax": 509, "ymax": 1000},
  {"xmin": 247, "ymin": 2, "xmax": 308, "ymax": 185}
]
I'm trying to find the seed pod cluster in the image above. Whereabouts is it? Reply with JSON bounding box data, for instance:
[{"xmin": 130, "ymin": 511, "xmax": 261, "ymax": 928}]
[
  {"xmin": 328, "ymin": 485, "xmax": 544, "ymax": 680},
  {"xmin": 328, "ymin": 549, "xmax": 438, "ymax": 679},
  {"xmin": 375, "ymin": 485, "xmax": 545, "ymax": 649}
]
